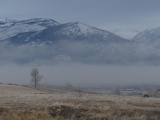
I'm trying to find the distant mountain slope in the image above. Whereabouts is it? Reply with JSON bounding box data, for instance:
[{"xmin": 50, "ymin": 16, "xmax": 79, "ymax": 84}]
[
  {"xmin": 35, "ymin": 22, "xmax": 129, "ymax": 43},
  {"xmin": 0, "ymin": 18, "xmax": 59, "ymax": 41},
  {"xmin": 132, "ymin": 27, "xmax": 160, "ymax": 48}
]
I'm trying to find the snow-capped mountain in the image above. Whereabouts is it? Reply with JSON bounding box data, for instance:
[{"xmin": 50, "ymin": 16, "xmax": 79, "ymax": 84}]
[
  {"xmin": 1, "ymin": 18, "xmax": 160, "ymax": 65},
  {"xmin": 132, "ymin": 27, "xmax": 160, "ymax": 48},
  {"xmin": 0, "ymin": 18, "xmax": 128, "ymax": 45},
  {"xmin": 0, "ymin": 18, "xmax": 134, "ymax": 64},
  {"xmin": 29, "ymin": 22, "xmax": 129, "ymax": 44}
]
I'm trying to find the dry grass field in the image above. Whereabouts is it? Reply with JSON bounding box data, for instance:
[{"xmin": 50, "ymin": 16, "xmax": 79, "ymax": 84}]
[{"xmin": 0, "ymin": 84, "xmax": 159, "ymax": 120}]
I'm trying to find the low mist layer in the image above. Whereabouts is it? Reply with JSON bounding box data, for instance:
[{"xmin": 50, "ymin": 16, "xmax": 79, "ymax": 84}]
[
  {"xmin": 0, "ymin": 40, "xmax": 160, "ymax": 65},
  {"xmin": 0, "ymin": 63, "xmax": 160, "ymax": 87},
  {"xmin": 0, "ymin": 40, "xmax": 160, "ymax": 87}
]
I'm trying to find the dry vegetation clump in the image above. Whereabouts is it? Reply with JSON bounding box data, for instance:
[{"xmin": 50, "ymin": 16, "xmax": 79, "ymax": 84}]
[
  {"xmin": 105, "ymin": 107, "xmax": 160, "ymax": 120},
  {"xmin": 0, "ymin": 102, "xmax": 160, "ymax": 120},
  {"xmin": 0, "ymin": 107, "xmax": 53, "ymax": 120},
  {"xmin": 48, "ymin": 105, "xmax": 87, "ymax": 120}
]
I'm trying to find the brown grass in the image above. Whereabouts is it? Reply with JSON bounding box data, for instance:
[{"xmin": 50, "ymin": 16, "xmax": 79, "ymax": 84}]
[{"xmin": 0, "ymin": 84, "xmax": 160, "ymax": 120}]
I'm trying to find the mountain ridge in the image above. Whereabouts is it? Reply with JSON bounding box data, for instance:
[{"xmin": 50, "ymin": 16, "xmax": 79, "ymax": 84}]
[{"xmin": 0, "ymin": 18, "xmax": 129, "ymax": 45}]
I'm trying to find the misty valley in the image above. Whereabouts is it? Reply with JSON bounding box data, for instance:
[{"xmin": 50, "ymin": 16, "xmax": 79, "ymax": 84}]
[
  {"xmin": 1, "ymin": 18, "xmax": 160, "ymax": 65},
  {"xmin": 0, "ymin": 17, "xmax": 160, "ymax": 120}
]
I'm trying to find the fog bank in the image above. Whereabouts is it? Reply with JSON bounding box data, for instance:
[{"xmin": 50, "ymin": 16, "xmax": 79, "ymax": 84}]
[{"xmin": 0, "ymin": 63, "xmax": 160, "ymax": 87}]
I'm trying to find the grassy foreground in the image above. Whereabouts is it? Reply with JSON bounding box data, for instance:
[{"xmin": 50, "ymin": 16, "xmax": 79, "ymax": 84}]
[{"xmin": 0, "ymin": 84, "xmax": 160, "ymax": 120}]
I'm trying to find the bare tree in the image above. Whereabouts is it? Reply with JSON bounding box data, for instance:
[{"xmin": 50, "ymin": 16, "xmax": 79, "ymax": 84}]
[{"xmin": 30, "ymin": 68, "xmax": 43, "ymax": 88}]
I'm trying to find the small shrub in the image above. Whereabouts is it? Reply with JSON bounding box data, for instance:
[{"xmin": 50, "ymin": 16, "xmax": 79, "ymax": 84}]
[{"xmin": 143, "ymin": 94, "xmax": 149, "ymax": 98}]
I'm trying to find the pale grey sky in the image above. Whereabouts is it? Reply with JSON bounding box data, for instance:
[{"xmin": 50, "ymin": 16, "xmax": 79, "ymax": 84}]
[{"xmin": 1, "ymin": 0, "xmax": 160, "ymax": 38}]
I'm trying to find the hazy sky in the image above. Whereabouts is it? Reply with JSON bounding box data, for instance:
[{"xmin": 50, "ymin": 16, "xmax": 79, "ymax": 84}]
[{"xmin": 1, "ymin": 0, "xmax": 160, "ymax": 38}]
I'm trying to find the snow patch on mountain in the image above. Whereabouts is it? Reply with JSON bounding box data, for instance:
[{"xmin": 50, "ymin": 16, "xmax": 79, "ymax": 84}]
[
  {"xmin": 19, "ymin": 18, "xmax": 59, "ymax": 27},
  {"xmin": 0, "ymin": 18, "xmax": 59, "ymax": 40},
  {"xmin": 60, "ymin": 22, "xmax": 110, "ymax": 36},
  {"xmin": 49, "ymin": 22, "xmax": 116, "ymax": 42},
  {"xmin": 0, "ymin": 23, "xmax": 45, "ymax": 40},
  {"xmin": 0, "ymin": 18, "xmax": 16, "ymax": 23}
]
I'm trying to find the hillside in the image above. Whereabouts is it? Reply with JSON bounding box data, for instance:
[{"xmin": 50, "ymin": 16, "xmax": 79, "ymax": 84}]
[{"xmin": 132, "ymin": 27, "xmax": 160, "ymax": 48}]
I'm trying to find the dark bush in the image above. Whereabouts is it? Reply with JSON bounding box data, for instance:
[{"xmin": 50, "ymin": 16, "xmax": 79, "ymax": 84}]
[{"xmin": 143, "ymin": 94, "xmax": 149, "ymax": 98}]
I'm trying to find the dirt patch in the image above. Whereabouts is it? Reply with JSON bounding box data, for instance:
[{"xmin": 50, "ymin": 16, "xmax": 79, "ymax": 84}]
[{"xmin": 0, "ymin": 108, "xmax": 5, "ymax": 116}]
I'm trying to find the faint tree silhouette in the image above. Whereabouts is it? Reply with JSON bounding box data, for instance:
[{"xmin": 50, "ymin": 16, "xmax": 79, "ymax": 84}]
[{"xmin": 30, "ymin": 68, "xmax": 43, "ymax": 88}]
